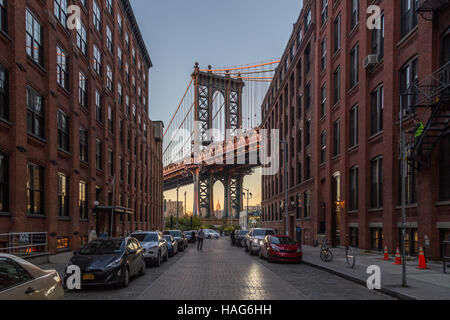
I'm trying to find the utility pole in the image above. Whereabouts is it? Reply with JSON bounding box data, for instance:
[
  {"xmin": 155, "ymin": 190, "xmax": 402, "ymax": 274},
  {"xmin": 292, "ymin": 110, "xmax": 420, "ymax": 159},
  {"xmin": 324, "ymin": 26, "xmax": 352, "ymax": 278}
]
[
  {"xmin": 281, "ymin": 140, "xmax": 289, "ymax": 236},
  {"xmin": 184, "ymin": 191, "xmax": 187, "ymax": 216},
  {"xmin": 176, "ymin": 183, "xmax": 180, "ymax": 229}
]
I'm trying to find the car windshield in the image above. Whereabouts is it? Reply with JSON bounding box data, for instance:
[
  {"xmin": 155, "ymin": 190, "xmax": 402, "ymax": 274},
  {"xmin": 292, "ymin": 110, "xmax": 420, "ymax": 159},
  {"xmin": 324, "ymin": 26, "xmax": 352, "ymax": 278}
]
[
  {"xmin": 253, "ymin": 229, "xmax": 274, "ymax": 237},
  {"xmin": 270, "ymin": 237, "xmax": 296, "ymax": 245},
  {"xmin": 131, "ymin": 233, "xmax": 158, "ymax": 242},
  {"xmin": 239, "ymin": 231, "xmax": 248, "ymax": 235},
  {"xmin": 184, "ymin": 232, "xmax": 192, "ymax": 235},
  {"xmin": 79, "ymin": 240, "xmax": 124, "ymax": 255},
  {"xmin": 169, "ymin": 231, "xmax": 182, "ymax": 237}
]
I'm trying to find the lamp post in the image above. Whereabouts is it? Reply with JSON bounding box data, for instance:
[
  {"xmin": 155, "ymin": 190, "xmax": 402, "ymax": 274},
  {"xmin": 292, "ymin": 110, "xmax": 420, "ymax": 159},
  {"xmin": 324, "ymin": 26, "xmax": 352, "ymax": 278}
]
[
  {"xmin": 184, "ymin": 191, "xmax": 187, "ymax": 216},
  {"xmin": 176, "ymin": 183, "xmax": 180, "ymax": 229},
  {"xmin": 243, "ymin": 188, "xmax": 252, "ymax": 230},
  {"xmin": 281, "ymin": 140, "xmax": 289, "ymax": 236}
]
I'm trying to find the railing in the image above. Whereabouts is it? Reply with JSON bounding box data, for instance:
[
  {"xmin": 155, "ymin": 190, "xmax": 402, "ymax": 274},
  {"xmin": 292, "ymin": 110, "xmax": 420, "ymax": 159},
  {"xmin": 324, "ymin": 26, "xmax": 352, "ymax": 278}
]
[
  {"xmin": 409, "ymin": 62, "xmax": 450, "ymax": 107},
  {"xmin": 0, "ymin": 232, "xmax": 48, "ymax": 257},
  {"xmin": 417, "ymin": 0, "xmax": 450, "ymax": 12}
]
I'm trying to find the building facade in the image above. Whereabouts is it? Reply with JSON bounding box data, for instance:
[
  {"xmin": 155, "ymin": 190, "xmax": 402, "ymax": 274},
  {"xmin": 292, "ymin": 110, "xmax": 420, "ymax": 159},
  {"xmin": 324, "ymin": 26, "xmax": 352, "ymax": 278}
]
[
  {"xmin": 163, "ymin": 200, "xmax": 184, "ymax": 218},
  {"xmin": 0, "ymin": 0, "xmax": 163, "ymax": 253},
  {"xmin": 261, "ymin": 0, "xmax": 450, "ymax": 259}
]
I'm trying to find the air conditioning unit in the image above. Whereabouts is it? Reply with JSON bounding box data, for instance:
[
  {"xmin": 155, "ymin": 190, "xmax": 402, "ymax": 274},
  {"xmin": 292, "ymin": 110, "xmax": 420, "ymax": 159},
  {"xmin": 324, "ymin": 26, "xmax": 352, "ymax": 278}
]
[
  {"xmin": 153, "ymin": 121, "xmax": 164, "ymax": 142},
  {"xmin": 363, "ymin": 54, "xmax": 379, "ymax": 69}
]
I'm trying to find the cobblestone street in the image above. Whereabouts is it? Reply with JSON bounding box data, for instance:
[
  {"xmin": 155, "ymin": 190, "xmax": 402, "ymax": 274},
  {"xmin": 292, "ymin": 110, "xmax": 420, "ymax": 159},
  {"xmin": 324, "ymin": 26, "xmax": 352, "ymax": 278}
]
[{"xmin": 48, "ymin": 238, "xmax": 393, "ymax": 300}]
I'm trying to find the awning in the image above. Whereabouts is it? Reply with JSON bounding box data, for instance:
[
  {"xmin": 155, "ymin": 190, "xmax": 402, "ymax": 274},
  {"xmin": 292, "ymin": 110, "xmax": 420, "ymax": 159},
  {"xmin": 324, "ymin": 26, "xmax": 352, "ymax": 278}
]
[{"xmin": 95, "ymin": 206, "xmax": 134, "ymax": 215}]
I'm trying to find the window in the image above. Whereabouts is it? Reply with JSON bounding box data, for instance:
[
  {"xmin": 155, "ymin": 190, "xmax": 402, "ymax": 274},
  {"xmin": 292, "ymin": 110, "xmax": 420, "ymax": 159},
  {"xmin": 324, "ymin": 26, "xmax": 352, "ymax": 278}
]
[
  {"xmin": 320, "ymin": 84, "xmax": 326, "ymax": 118},
  {"xmin": 108, "ymin": 149, "xmax": 114, "ymax": 177},
  {"xmin": 305, "ymin": 44, "xmax": 311, "ymax": 74},
  {"xmin": 54, "ymin": 0, "xmax": 67, "ymax": 27},
  {"xmin": 350, "ymin": 0, "xmax": 359, "ymax": 30},
  {"xmin": 401, "ymin": 0, "xmax": 418, "ymax": 38},
  {"xmin": 117, "ymin": 46, "xmax": 122, "ymax": 70},
  {"xmin": 93, "ymin": 45, "xmax": 102, "ymax": 75},
  {"xmin": 321, "ymin": 37, "xmax": 326, "ymax": 71},
  {"xmin": 0, "ymin": 0, "xmax": 7, "ymax": 33},
  {"xmin": 399, "ymin": 58, "xmax": 418, "ymax": 117},
  {"xmin": 27, "ymin": 87, "xmax": 44, "ymax": 138},
  {"xmin": 371, "ymin": 85, "xmax": 384, "ymax": 135},
  {"xmin": 96, "ymin": 139, "xmax": 103, "ymax": 170},
  {"xmin": 305, "ymin": 155, "xmax": 311, "ymax": 180},
  {"xmin": 106, "ymin": 0, "xmax": 113, "ymax": 14},
  {"xmin": 119, "ymin": 119, "xmax": 123, "ymax": 144},
  {"xmin": 297, "ymin": 161, "xmax": 302, "ymax": 184},
  {"xmin": 305, "ymin": 7, "xmax": 311, "ymax": 32},
  {"xmin": 304, "ymin": 191, "xmax": 311, "ymax": 218},
  {"xmin": 333, "ymin": 120, "xmax": 340, "ymax": 157},
  {"xmin": 349, "ymin": 105, "xmax": 358, "ymax": 147},
  {"xmin": 79, "ymin": 181, "xmax": 88, "ymax": 220},
  {"xmin": 321, "ymin": 0, "xmax": 328, "ymax": 26},
  {"xmin": 79, "ymin": 126, "xmax": 88, "ymax": 162},
  {"xmin": 0, "ymin": 258, "xmax": 34, "ymax": 291},
  {"xmin": 127, "ymin": 162, "xmax": 131, "ymax": 184},
  {"xmin": 334, "ymin": 13, "xmax": 341, "ymax": 53},
  {"xmin": 95, "ymin": 90, "xmax": 102, "ymax": 123},
  {"xmin": 371, "ymin": 228, "xmax": 383, "ymax": 251},
  {"xmin": 440, "ymin": 134, "xmax": 450, "ymax": 201},
  {"xmin": 26, "ymin": 9, "xmax": 43, "ymax": 65},
  {"xmin": 76, "ymin": 21, "xmax": 87, "ymax": 56},
  {"xmin": 350, "ymin": 166, "xmax": 358, "ymax": 210},
  {"xmin": 79, "ymin": 71, "xmax": 88, "ymax": 109},
  {"xmin": 125, "ymin": 32, "xmax": 129, "ymax": 51},
  {"xmin": 350, "ymin": 44, "xmax": 359, "ymax": 88},
  {"xmin": 399, "ymin": 160, "xmax": 417, "ymax": 205},
  {"xmin": 372, "ymin": 13, "xmax": 384, "ymax": 58},
  {"xmin": 106, "ymin": 65, "xmax": 113, "ymax": 91},
  {"xmin": 57, "ymin": 173, "xmax": 69, "ymax": 217},
  {"xmin": 0, "ymin": 65, "xmax": 7, "ymax": 120},
  {"xmin": 117, "ymin": 82, "xmax": 122, "ymax": 106},
  {"xmin": 119, "ymin": 157, "xmax": 124, "ymax": 181},
  {"xmin": 56, "ymin": 46, "xmax": 68, "ymax": 89},
  {"xmin": 93, "ymin": 0, "xmax": 101, "ymax": 32},
  {"xmin": 297, "ymin": 27, "xmax": 302, "ymax": 47},
  {"xmin": 320, "ymin": 131, "xmax": 326, "ymax": 164},
  {"xmin": 57, "ymin": 109, "xmax": 69, "ymax": 152},
  {"xmin": 297, "ymin": 129, "xmax": 302, "ymax": 151},
  {"xmin": 108, "ymin": 106, "xmax": 114, "ymax": 134},
  {"xmin": 117, "ymin": 13, "xmax": 122, "ymax": 35},
  {"xmin": 0, "ymin": 152, "xmax": 8, "ymax": 212},
  {"xmin": 305, "ymin": 119, "xmax": 311, "ymax": 146},
  {"xmin": 333, "ymin": 66, "xmax": 340, "ymax": 105},
  {"xmin": 370, "ymin": 157, "xmax": 383, "ymax": 209},
  {"xmin": 305, "ymin": 83, "xmax": 311, "ymax": 109},
  {"xmin": 27, "ymin": 163, "xmax": 44, "ymax": 215},
  {"xmin": 106, "ymin": 25, "xmax": 113, "ymax": 53}
]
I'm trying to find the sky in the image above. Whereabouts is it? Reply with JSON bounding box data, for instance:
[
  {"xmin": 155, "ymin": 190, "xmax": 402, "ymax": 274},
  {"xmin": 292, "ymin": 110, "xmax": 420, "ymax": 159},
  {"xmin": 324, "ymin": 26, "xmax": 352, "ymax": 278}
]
[{"xmin": 129, "ymin": 0, "xmax": 303, "ymax": 212}]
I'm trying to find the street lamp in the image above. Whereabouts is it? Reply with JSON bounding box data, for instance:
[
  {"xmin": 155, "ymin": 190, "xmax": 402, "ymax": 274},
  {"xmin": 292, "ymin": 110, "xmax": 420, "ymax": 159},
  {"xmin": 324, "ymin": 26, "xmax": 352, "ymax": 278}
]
[
  {"xmin": 281, "ymin": 140, "xmax": 289, "ymax": 236},
  {"xmin": 243, "ymin": 188, "xmax": 252, "ymax": 230}
]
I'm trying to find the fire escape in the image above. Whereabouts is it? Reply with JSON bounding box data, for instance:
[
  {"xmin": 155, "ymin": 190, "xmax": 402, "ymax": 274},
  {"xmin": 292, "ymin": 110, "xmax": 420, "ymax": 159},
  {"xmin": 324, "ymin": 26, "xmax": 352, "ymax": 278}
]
[
  {"xmin": 407, "ymin": 61, "xmax": 450, "ymax": 167},
  {"xmin": 416, "ymin": 0, "xmax": 449, "ymax": 13}
]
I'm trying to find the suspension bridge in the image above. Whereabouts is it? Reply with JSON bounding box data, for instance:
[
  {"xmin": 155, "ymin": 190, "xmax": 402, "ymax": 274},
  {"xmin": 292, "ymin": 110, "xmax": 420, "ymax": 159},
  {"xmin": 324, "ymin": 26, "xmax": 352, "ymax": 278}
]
[{"xmin": 163, "ymin": 60, "xmax": 279, "ymax": 218}]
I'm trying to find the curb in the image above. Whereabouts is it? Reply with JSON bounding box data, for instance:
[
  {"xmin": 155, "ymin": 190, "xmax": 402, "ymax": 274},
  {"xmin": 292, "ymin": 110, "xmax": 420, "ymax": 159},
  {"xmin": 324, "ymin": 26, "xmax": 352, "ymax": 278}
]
[{"xmin": 302, "ymin": 260, "xmax": 417, "ymax": 300}]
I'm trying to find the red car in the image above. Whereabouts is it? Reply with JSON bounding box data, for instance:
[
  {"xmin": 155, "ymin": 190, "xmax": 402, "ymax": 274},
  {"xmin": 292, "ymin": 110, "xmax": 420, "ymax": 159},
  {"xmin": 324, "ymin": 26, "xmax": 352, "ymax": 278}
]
[{"xmin": 259, "ymin": 235, "xmax": 302, "ymax": 263}]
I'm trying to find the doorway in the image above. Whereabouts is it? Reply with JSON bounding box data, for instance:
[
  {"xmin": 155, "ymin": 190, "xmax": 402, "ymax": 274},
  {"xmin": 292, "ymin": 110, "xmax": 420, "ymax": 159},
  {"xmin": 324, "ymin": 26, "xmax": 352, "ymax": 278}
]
[{"xmin": 332, "ymin": 172, "xmax": 341, "ymax": 247}]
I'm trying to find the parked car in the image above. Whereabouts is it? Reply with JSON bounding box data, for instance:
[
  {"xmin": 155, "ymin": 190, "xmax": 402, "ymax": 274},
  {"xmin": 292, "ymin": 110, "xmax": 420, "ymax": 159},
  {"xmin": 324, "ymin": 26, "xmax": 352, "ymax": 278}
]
[
  {"xmin": 64, "ymin": 237, "xmax": 146, "ymax": 288},
  {"xmin": 0, "ymin": 253, "xmax": 64, "ymax": 300},
  {"xmin": 164, "ymin": 230, "xmax": 188, "ymax": 251},
  {"xmin": 259, "ymin": 235, "xmax": 302, "ymax": 263},
  {"xmin": 184, "ymin": 231, "xmax": 195, "ymax": 243},
  {"xmin": 244, "ymin": 228, "xmax": 275, "ymax": 255},
  {"xmin": 204, "ymin": 229, "xmax": 219, "ymax": 239},
  {"xmin": 164, "ymin": 235, "xmax": 178, "ymax": 257},
  {"xmin": 131, "ymin": 231, "xmax": 168, "ymax": 267},
  {"xmin": 236, "ymin": 230, "xmax": 249, "ymax": 247}
]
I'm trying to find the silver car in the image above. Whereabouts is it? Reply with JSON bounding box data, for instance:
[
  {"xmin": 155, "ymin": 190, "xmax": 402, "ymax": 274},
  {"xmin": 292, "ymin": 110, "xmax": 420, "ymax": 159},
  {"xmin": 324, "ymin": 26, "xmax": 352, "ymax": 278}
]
[
  {"xmin": 244, "ymin": 228, "xmax": 275, "ymax": 256},
  {"xmin": 0, "ymin": 253, "xmax": 64, "ymax": 300},
  {"xmin": 131, "ymin": 231, "xmax": 168, "ymax": 267}
]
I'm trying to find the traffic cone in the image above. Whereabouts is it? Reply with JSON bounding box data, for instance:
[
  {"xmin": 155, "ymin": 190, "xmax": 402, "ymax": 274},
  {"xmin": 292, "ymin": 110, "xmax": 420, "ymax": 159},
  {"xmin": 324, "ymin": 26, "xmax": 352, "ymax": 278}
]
[
  {"xmin": 382, "ymin": 246, "xmax": 390, "ymax": 261},
  {"xmin": 393, "ymin": 247, "xmax": 402, "ymax": 265},
  {"xmin": 417, "ymin": 247, "xmax": 429, "ymax": 269}
]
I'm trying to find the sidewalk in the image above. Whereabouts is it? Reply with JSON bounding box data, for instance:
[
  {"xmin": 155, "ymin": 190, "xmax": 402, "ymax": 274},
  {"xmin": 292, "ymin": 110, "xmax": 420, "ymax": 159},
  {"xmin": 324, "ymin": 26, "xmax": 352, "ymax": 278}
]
[{"xmin": 302, "ymin": 246, "xmax": 450, "ymax": 300}]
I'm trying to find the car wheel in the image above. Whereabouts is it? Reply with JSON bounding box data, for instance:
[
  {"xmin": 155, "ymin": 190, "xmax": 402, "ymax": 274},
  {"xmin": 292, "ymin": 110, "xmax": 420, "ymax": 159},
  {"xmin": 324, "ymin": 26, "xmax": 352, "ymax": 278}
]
[
  {"xmin": 139, "ymin": 260, "xmax": 146, "ymax": 276},
  {"xmin": 122, "ymin": 267, "xmax": 130, "ymax": 287}
]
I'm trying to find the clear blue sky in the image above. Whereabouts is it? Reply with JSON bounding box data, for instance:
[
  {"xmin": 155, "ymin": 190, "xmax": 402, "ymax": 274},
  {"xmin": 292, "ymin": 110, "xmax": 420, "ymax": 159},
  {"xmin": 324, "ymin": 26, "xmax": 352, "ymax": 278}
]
[{"xmin": 129, "ymin": 0, "xmax": 303, "ymax": 211}]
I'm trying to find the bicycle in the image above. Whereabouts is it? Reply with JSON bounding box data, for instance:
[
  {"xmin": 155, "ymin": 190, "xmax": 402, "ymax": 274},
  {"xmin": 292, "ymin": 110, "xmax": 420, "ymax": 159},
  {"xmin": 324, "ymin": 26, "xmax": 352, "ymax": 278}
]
[{"xmin": 320, "ymin": 238, "xmax": 333, "ymax": 262}]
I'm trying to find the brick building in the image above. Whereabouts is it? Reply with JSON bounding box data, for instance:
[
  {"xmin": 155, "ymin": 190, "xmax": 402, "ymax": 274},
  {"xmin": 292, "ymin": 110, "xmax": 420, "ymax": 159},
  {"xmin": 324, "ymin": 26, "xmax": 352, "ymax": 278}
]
[
  {"xmin": 261, "ymin": 0, "xmax": 450, "ymax": 259},
  {"xmin": 0, "ymin": 0, "xmax": 164, "ymax": 253}
]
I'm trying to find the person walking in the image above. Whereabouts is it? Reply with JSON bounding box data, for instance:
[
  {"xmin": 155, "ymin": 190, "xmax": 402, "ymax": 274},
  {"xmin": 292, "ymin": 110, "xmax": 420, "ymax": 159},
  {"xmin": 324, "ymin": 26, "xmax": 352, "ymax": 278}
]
[
  {"xmin": 88, "ymin": 226, "xmax": 97, "ymax": 243},
  {"xmin": 197, "ymin": 229, "xmax": 205, "ymax": 251}
]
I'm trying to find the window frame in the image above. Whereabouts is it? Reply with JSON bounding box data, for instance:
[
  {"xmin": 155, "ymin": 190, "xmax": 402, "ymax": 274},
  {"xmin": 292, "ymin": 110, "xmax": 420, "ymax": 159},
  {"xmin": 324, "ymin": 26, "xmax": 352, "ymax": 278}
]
[{"xmin": 57, "ymin": 109, "xmax": 70, "ymax": 152}]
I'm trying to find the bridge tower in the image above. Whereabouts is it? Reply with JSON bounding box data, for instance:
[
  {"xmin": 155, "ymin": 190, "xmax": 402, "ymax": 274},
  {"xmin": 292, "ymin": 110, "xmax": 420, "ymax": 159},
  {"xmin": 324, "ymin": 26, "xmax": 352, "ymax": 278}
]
[{"xmin": 192, "ymin": 63, "xmax": 245, "ymax": 218}]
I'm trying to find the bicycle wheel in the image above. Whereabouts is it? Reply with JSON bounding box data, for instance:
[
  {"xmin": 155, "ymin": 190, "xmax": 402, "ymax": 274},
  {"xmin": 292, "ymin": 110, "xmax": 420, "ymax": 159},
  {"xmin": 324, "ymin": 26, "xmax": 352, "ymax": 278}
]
[
  {"xmin": 346, "ymin": 246, "xmax": 355, "ymax": 268},
  {"xmin": 326, "ymin": 249, "xmax": 333, "ymax": 262},
  {"xmin": 320, "ymin": 249, "xmax": 331, "ymax": 262}
]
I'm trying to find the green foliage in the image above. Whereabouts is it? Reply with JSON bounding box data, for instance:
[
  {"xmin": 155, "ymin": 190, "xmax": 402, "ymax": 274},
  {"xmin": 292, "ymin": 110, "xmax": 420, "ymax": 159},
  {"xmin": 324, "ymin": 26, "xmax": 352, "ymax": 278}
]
[{"xmin": 165, "ymin": 215, "xmax": 202, "ymax": 231}]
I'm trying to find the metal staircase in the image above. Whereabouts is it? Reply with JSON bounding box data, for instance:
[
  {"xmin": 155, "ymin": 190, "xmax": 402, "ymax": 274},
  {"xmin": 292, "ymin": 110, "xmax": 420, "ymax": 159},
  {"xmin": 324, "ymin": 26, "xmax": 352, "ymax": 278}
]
[{"xmin": 407, "ymin": 62, "xmax": 450, "ymax": 167}]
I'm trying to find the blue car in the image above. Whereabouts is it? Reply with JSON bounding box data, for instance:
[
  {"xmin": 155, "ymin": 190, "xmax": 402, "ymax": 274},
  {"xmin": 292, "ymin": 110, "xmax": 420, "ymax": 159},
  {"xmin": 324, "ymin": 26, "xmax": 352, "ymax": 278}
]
[{"xmin": 164, "ymin": 235, "xmax": 178, "ymax": 257}]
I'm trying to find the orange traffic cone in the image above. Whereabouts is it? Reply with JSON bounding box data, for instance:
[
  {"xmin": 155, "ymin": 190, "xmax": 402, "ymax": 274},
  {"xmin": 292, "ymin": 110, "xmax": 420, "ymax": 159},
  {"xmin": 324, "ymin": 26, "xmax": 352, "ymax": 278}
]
[
  {"xmin": 382, "ymin": 246, "xmax": 390, "ymax": 261},
  {"xmin": 393, "ymin": 247, "xmax": 402, "ymax": 265},
  {"xmin": 417, "ymin": 247, "xmax": 429, "ymax": 269}
]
